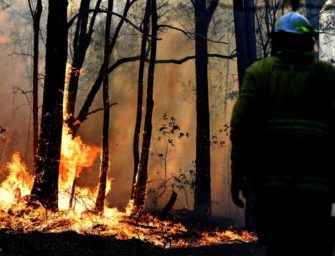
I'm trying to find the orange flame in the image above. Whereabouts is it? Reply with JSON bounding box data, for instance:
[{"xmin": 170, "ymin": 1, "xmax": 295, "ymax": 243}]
[{"xmin": 0, "ymin": 152, "xmax": 32, "ymax": 207}]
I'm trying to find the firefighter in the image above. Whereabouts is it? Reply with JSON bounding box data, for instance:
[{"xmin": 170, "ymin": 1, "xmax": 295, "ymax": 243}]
[{"xmin": 230, "ymin": 12, "xmax": 335, "ymax": 256}]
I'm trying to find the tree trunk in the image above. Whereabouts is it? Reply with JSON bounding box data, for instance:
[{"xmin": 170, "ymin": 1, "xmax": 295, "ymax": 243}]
[
  {"xmin": 95, "ymin": 0, "xmax": 113, "ymax": 213},
  {"xmin": 233, "ymin": 0, "xmax": 257, "ymax": 230},
  {"xmin": 193, "ymin": 0, "xmax": 218, "ymax": 219},
  {"xmin": 30, "ymin": 0, "xmax": 68, "ymax": 211},
  {"xmin": 31, "ymin": 0, "xmax": 42, "ymax": 170},
  {"xmin": 66, "ymin": 0, "xmax": 102, "ymax": 130},
  {"xmin": 71, "ymin": 1, "xmax": 135, "ymax": 136},
  {"xmin": 133, "ymin": 0, "xmax": 158, "ymax": 210},
  {"xmin": 245, "ymin": 0, "xmax": 256, "ymax": 64},
  {"xmin": 131, "ymin": 0, "xmax": 151, "ymax": 200},
  {"xmin": 233, "ymin": 0, "xmax": 249, "ymax": 88}
]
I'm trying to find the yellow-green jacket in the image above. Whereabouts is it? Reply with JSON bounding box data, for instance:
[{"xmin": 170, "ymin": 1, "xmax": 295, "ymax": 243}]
[{"xmin": 230, "ymin": 53, "xmax": 335, "ymax": 194}]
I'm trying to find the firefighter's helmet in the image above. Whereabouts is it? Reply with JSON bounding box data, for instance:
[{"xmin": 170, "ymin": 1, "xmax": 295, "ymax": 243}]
[{"xmin": 274, "ymin": 12, "xmax": 318, "ymax": 35}]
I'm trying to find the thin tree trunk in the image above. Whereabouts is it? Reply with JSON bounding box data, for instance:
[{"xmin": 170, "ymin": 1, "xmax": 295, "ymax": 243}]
[
  {"xmin": 133, "ymin": 0, "xmax": 158, "ymax": 210},
  {"xmin": 131, "ymin": 0, "xmax": 151, "ymax": 200},
  {"xmin": 233, "ymin": 0, "xmax": 248, "ymax": 88},
  {"xmin": 32, "ymin": 0, "xmax": 42, "ymax": 170},
  {"xmin": 95, "ymin": 0, "xmax": 113, "ymax": 213},
  {"xmin": 193, "ymin": 0, "xmax": 218, "ymax": 219},
  {"xmin": 245, "ymin": 0, "xmax": 256, "ymax": 64},
  {"xmin": 30, "ymin": 0, "xmax": 68, "ymax": 211}
]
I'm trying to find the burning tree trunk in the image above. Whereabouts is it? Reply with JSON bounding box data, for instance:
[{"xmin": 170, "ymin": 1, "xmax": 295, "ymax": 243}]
[
  {"xmin": 30, "ymin": 0, "xmax": 68, "ymax": 211},
  {"xmin": 133, "ymin": 0, "xmax": 158, "ymax": 210},
  {"xmin": 28, "ymin": 0, "xmax": 42, "ymax": 169},
  {"xmin": 193, "ymin": 0, "xmax": 218, "ymax": 219},
  {"xmin": 131, "ymin": 0, "xmax": 151, "ymax": 199},
  {"xmin": 66, "ymin": 0, "xmax": 102, "ymax": 129},
  {"xmin": 95, "ymin": 0, "xmax": 113, "ymax": 213}
]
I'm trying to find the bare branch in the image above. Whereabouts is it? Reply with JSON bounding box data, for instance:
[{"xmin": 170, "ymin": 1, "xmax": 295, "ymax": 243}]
[
  {"xmin": 8, "ymin": 52, "xmax": 34, "ymax": 58},
  {"xmin": 86, "ymin": 102, "xmax": 117, "ymax": 117},
  {"xmin": 158, "ymin": 24, "xmax": 227, "ymax": 44},
  {"xmin": 107, "ymin": 52, "xmax": 236, "ymax": 74},
  {"xmin": 13, "ymin": 87, "xmax": 33, "ymax": 112},
  {"xmin": 154, "ymin": 53, "xmax": 237, "ymax": 64},
  {"xmin": 68, "ymin": 9, "xmax": 144, "ymax": 34}
]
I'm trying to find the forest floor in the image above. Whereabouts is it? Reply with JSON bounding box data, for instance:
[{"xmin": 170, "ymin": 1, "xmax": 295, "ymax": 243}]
[{"xmin": 0, "ymin": 231, "xmax": 266, "ymax": 256}]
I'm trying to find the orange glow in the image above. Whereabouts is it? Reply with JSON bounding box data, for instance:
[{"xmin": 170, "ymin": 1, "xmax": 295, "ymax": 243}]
[{"xmin": 0, "ymin": 149, "xmax": 256, "ymax": 247}]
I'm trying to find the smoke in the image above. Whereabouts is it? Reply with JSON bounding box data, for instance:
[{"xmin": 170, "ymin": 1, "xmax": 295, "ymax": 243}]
[{"xmin": 0, "ymin": 0, "xmax": 248, "ymax": 226}]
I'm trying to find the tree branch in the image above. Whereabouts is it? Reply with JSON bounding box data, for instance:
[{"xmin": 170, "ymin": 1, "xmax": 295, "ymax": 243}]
[
  {"xmin": 207, "ymin": 0, "xmax": 219, "ymax": 19},
  {"xmin": 68, "ymin": 9, "xmax": 144, "ymax": 34},
  {"xmin": 8, "ymin": 52, "xmax": 34, "ymax": 58},
  {"xmin": 107, "ymin": 52, "xmax": 236, "ymax": 74},
  {"xmin": 158, "ymin": 24, "xmax": 227, "ymax": 44},
  {"xmin": 154, "ymin": 53, "xmax": 237, "ymax": 64},
  {"xmin": 86, "ymin": 102, "xmax": 117, "ymax": 117}
]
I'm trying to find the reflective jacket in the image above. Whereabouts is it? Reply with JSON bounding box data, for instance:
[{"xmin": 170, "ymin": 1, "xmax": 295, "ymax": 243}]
[{"xmin": 230, "ymin": 52, "xmax": 335, "ymax": 194}]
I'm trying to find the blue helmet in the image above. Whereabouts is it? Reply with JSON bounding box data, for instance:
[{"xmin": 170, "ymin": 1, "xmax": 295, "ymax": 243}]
[{"xmin": 275, "ymin": 12, "xmax": 318, "ymax": 35}]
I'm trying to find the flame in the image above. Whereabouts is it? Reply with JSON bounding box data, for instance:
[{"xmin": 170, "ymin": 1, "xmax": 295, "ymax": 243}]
[
  {"xmin": 0, "ymin": 152, "xmax": 256, "ymax": 247},
  {"xmin": 0, "ymin": 92, "xmax": 256, "ymax": 248},
  {"xmin": 59, "ymin": 124, "xmax": 101, "ymax": 212},
  {"xmin": 0, "ymin": 152, "xmax": 32, "ymax": 207}
]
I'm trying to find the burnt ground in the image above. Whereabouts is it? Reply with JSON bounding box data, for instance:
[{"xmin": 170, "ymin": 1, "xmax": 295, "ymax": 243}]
[{"xmin": 0, "ymin": 231, "xmax": 266, "ymax": 256}]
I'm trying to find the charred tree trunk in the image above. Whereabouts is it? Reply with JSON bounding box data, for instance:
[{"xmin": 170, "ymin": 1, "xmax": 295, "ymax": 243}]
[
  {"xmin": 133, "ymin": 0, "xmax": 158, "ymax": 210},
  {"xmin": 29, "ymin": 0, "xmax": 42, "ymax": 170},
  {"xmin": 30, "ymin": 0, "xmax": 68, "ymax": 211},
  {"xmin": 95, "ymin": 0, "xmax": 113, "ymax": 213},
  {"xmin": 66, "ymin": 0, "xmax": 102, "ymax": 129},
  {"xmin": 131, "ymin": 0, "xmax": 151, "ymax": 200},
  {"xmin": 193, "ymin": 0, "xmax": 218, "ymax": 219}
]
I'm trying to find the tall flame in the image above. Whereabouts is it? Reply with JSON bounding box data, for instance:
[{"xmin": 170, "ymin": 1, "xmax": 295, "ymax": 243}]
[{"xmin": 59, "ymin": 124, "xmax": 101, "ymax": 211}]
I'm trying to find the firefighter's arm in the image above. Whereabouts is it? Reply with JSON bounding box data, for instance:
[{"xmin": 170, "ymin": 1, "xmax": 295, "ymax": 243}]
[{"xmin": 230, "ymin": 66, "xmax": 259, "ymax": 208}]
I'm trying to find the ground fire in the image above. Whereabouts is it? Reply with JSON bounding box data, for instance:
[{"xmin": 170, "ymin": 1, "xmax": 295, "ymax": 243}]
[{"xmin": 0, "ymin": 123, "xmax": 256, "ymax": 248}]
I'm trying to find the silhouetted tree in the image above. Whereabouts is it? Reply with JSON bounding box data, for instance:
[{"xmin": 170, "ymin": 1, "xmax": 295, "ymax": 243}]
[
  {"xmin": 66, "ymin": 0, "xmax": 102, "ymax": 127},
  {"xmin": 28, "ymin": 0, "xmax": 42, "ymax": 169},
  {"xmin": 69, "ymin": 0, "xmax": 138, "ymax": 137},
  {"xmin": 233, "ymin": 0, "xmax": 256, "ymax": 88},
  {"xmin": 131, "ymin": 0, "xmax": 151, "ymax": 200},
  {"xmin": 193, "ymin": 0, "xmax": 219, "ymax": 219},
  {"xmin": 95, "ymin": 0, "xmax": 113, "ymax": 213},
  {"xmin": 133, "ymin": 0, "xmax": 158, "ymax": 210},
  {"xmin": 30, "ymin": 0, "xmax": 68, "ymax": 211}
]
